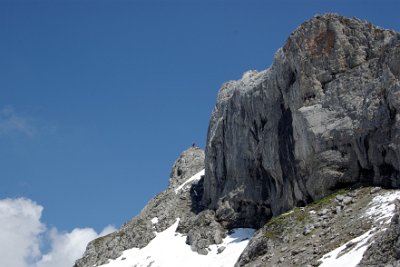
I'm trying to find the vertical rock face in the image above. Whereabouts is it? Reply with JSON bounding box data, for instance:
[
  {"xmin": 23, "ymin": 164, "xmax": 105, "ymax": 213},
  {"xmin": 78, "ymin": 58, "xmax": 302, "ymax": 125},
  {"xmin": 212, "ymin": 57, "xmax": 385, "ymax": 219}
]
[{"xmin": 202, "ymin": 14, "xmax": 400, "ymax": 229}]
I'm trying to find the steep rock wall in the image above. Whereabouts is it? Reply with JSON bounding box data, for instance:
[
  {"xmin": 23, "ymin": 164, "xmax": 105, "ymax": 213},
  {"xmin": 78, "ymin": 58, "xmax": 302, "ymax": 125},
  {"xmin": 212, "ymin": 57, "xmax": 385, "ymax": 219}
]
[{"xmin": 202, "ymin": 14, "xmax": 400, "ymax": 229}]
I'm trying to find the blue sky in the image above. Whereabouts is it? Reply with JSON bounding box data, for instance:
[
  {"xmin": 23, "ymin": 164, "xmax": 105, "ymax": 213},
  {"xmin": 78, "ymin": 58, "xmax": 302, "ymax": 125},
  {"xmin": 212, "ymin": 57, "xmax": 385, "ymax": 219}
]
[{"xmin": 1, "ymin": 0, "xmax": 399, "ymax": 239}]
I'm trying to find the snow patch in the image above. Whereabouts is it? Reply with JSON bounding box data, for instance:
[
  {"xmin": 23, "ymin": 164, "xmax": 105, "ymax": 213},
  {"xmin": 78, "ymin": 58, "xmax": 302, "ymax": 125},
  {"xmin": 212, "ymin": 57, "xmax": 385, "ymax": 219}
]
[
  {"xmin": 98, "ymin": 218, "xmax": 254, "ymax": 267},
  {"xmin": 151, "ymin": 217, "xmax": 159, "ymax": 224},
  {"xmin": 319, "ymin": 189, "xmax": 400, "ymax": 267},
  {"xmin": 319, "ymin": 230, "xmax": 373, "ymax": 267},
  {"xmin": 365, "ymin": 190, "xmax": 400, "ymax": 224},
  {"xmin": 174, "ymin": 169, "xmax": 205, "ymax": 194}
]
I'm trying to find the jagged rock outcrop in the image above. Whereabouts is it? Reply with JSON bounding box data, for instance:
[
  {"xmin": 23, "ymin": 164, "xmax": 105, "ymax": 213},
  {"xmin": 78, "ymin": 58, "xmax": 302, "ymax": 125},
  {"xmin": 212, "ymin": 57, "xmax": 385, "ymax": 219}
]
[
  {"xmin": 169, "ymin": 147, "xmax": 205, "ymax": 190},
  {"xmin": 202, "ymin": 14, "xmax": 400, "ymax": 229},
  {"xmin": 177, "ymin": 209, "xmax": 226, "ymax": 255},
  {"xmin": 74, "ymin": 147, "xmax": 206, "ymax": 267}
]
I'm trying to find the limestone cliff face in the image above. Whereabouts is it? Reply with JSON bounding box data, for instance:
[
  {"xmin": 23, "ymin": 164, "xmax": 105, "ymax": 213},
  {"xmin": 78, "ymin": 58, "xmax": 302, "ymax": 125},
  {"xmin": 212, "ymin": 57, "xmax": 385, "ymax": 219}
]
[{"xmin": 202, "ymin": 14, "xmax": 400, "ymax": 229}]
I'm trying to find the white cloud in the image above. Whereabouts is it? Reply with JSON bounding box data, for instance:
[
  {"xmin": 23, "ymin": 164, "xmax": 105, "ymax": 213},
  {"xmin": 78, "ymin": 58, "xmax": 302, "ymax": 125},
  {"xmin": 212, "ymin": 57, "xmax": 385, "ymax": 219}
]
[
  {"xmin": 36, "ymin": 226, "xmax": 116, "ymax": 267},
  {"xmin": 0, "ymin": 198, "xmax": 116, "ymax": 267},
  {"xmin": 0, "ymin": 106, "xmax": 36, "ymax": 137},
  {"xmin": 0, "ymin": 198, "xmax": 45, "ymax": 267}
]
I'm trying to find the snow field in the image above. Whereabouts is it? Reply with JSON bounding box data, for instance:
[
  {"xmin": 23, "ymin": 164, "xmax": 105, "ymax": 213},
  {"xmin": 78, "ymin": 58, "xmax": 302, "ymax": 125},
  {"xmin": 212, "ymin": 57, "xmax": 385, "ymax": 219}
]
[{"xmin": 99, "ymin": 218, "xmax": 254, "ymax": 267}]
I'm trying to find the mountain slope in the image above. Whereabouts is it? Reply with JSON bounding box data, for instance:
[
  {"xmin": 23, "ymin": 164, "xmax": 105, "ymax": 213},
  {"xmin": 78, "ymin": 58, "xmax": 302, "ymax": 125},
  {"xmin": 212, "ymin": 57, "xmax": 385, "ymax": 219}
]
[
  {"xmin": 96, "ymin": 220, "xmax": 254, "ymax": 267},
  {"xmin": 75, "ymin": 14, "xmax": 400, "ymax": 267},
  {"xmin": 74, "ymin": 147, "xmax": 208, "ymax": 267},
  {"xmin": 236, "ymin": 186, "xmax": 400, "ymax": 266}
]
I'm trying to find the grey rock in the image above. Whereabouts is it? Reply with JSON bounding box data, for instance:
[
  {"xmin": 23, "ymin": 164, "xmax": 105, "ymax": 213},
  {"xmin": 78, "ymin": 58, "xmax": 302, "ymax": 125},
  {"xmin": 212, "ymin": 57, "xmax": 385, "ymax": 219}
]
[
  {"xmin": 234, "ymin": 228, "xmax": 271, "ymax": 267},
  {"xmin": 342, "ymin": 197, "xmax": 353, "ymax": 205},
  {"xmin": 318, "ymin": 209, "xmax": 330, "ymax": 216},
  {"xmin": 335, "ymin": 195, "xmax": 345, "ymax": 202},
  {"xmin": 303, "ymin": 225, "xmax": 314, "ymax": 235},
  {"xmin": 217, "ymin": 246, "xmax": 226, "ymax": 254},
  {"xmin": 291, "ymin": 249, "xmax": 300, "ymax": 256},
  {"xmin": 198, "ymin": 248, "xmax": 209, "ymax": 255},
  {"xmin": 178, "ymin": 209, "xmax": 225, "ymax": 253},
  {"xmin": 392, "ymin": 213, "xmax": 399, "ymax": 224},
  {"xmin": 169, "ymin": 147, "xmax": 205, "ymax": 190},
  {"xmin": 345, "ymin": 208, "xmax": 353, "ymax": 213},
  {"xmin": 202, "ymin": 13, "xmax": 400, "ymax": 231},
  {"xmin": 370, "ymin": 187, "xmax": 382, "ymax": 194},
  {"xmin": 334, "ymin": 206, "xmax": 342, "ymax": 214}
]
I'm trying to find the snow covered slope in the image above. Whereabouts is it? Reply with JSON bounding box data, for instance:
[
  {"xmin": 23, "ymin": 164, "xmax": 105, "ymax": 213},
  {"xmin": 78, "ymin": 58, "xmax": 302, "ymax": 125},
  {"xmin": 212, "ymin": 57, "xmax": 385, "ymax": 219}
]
[
  {"xmin": 319, "ymin": 190, "xmax": 400, "ymax": 267},
  {"xmin": 236, "ymin": 187, "xmax": 400, "ymax": 267},
  {"xmin": 76, "ymin": 147, "xmax": 400, "ymax": 267},
  {"xmin": 91, "ymin": 189, "xmax": 400, "ymax": 267},
  {"xmin": 99, "ymin": 218, "xmax": 254, "ymax": 267}
]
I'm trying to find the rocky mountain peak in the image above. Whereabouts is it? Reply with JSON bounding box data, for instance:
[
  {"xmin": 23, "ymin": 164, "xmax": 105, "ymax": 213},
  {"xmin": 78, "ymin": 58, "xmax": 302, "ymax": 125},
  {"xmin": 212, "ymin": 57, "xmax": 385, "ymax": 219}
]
[
  {"xmin": 283, "ymin": 14, "xmax": 396, "ymax": 104},
  {"xmin": 169, "ymin": 146, "xmax": 205, "ymax": 190},
  {"xmin": 75, "ymin": 14, "xmax": 400, "ymax": 267}
]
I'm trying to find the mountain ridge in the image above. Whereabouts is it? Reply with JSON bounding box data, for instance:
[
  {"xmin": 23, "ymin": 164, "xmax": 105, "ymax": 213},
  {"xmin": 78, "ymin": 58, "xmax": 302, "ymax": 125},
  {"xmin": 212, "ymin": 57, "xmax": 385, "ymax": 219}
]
[{"xmin": 75, "ymin": 13, "xmax": 400, "ymax": 267}]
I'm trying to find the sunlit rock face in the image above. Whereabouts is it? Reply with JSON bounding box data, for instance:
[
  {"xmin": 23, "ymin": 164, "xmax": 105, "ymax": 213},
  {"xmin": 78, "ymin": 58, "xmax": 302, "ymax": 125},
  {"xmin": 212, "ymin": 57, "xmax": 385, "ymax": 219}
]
[{"xmin": 202, "ymin": 13, "xmax": 400, "ymax": 229}]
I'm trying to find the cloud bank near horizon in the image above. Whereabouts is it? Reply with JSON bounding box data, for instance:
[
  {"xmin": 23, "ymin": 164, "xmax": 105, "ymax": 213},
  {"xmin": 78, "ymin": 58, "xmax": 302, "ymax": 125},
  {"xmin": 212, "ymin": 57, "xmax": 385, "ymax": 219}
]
[{"xmin": 0, "ymin": 197, "xmax": 115, "ymax": 267}]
